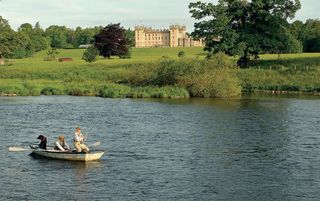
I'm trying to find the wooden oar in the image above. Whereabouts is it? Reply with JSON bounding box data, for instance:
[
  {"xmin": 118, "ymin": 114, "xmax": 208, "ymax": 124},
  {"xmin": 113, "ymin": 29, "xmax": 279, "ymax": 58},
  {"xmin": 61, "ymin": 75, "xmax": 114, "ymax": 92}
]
[{"xmin": 8, "ymin": 141, "xmax": 101, "ymax": 152}]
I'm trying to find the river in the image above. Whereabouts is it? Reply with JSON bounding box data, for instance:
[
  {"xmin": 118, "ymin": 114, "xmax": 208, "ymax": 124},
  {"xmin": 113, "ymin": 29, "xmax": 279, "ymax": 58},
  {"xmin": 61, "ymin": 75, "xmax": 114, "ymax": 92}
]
[{"xmin": 0, "ymin": 96, "xmax": 319, "ymax": 201}]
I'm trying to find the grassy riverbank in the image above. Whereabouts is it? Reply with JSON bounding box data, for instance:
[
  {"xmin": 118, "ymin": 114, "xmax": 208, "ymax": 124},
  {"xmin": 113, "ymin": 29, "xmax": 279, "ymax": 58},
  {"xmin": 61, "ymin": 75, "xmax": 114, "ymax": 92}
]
[
  {"xmin": 240, "ymin": 53, "xmax": 320, "ymax": 94},
  {"xmin": 0, "ymin": 48, "xmax": 320, "ymax": 98}
]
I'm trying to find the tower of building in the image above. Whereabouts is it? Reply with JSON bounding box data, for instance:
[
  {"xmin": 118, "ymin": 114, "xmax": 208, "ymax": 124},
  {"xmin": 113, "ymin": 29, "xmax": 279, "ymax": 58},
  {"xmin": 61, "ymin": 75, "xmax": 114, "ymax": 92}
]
[
  {"xmin": 169, "ymin": 25, "xmax": 186, "ymax": 47},
  {"xmin": 134, "ymin": 25, "xmax": 203, "ymax": 48}
]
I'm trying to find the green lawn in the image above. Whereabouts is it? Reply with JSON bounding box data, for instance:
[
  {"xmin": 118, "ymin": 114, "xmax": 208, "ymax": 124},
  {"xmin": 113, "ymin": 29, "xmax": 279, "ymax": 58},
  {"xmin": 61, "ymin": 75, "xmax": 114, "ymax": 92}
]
[{"xmin": 18, "ymin": 47, "xmax": 205, "ymax": 64}]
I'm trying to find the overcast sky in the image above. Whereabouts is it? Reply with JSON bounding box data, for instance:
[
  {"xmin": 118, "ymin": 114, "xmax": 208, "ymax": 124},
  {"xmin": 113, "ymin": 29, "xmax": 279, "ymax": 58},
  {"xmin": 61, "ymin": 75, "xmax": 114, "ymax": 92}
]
[{"xmin": 0, "ymin": 0, "xmax": 319, "ymax": 32}]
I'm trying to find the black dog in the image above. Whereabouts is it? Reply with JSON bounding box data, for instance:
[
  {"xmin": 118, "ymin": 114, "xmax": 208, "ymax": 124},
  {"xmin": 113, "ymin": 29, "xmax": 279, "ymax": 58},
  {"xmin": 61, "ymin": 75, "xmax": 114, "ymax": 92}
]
[{"xmin": 37, "ymin": 135, "xmax": 47, "ymax": 149}]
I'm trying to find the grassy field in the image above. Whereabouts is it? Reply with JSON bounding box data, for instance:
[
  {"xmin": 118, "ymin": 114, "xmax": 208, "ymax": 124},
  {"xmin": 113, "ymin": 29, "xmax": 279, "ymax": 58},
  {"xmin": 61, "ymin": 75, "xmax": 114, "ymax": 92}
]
[{"xmin": 1, "ymin": 47, "xmax": 320, "ymax": 98}]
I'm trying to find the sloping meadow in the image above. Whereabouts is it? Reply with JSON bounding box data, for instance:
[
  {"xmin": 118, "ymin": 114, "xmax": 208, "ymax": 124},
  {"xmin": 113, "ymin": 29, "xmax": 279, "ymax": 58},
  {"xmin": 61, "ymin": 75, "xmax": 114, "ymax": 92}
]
[{"xmin": 0, "ymin": 53, "xmax": 242, "ymax": 98}]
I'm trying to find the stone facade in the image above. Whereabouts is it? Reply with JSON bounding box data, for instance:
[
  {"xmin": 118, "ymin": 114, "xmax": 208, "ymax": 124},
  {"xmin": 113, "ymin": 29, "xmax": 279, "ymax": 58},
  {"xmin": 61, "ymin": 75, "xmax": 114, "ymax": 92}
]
[{"xmin": 135, "ymin": 25, "xmax": 203, "ymax": 48}]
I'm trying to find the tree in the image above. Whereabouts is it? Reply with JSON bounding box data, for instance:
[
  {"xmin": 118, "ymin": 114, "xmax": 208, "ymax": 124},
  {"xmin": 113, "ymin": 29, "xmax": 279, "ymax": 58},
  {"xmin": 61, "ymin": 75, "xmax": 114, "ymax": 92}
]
[
  {"xmin": 12, "ymin": 32, "xmax": 32, "ymax": 58},
  {"xmin": 82, "ymin": 46, "xmax": 99, "ymax": 63},
  {"xmin": 46, "ymin": 48, "xmax": 59, "ymax": 61},
  {"xmin": 299, "ymin": 19, "xmax": 320, "ymax": 52},
  {"xmin": 125, "ymin": 28, "xmax": 135, "ymax": 47},
  {"xmin": 290, "ymin": 20, "xmax": 304, "ymax": 39},
  {"xmin": 45, "ymin": 25, "xmax": 72, "ymax": 48},
  {"xmin": 189, "ymin": 0, "xmax": 301, "ymax": 67},
  {"xmin": 17, "ymin": 22, "xmax": 50, "ymax": 56},
  {"xmin": 32, "ymin": 22, "xmax": 50, "ymax": 52},
  {"xmin": 73, "ymin": 26, "xmax": 101, "ymax": 48},
  {"xmin": 0, "ymin": 16, "xmax": 14, "ymax": 58},
  {"xmin": 93, "ymin": 23, "xmax": 130, "ymax": 59},
  {"xmin": 18, "ymin": 23, "xmax": 33, "ymax": 32},
  {"xmin": 18, "ymin": 23, "xmax": 35, "ymax": 57},
  {"xmin": 289, "ymin": 19, "xmax": 320, "ymax": 52},
  {"xmin": 0, "ymin": 17, "xmax": 33, "ymax": 58}
]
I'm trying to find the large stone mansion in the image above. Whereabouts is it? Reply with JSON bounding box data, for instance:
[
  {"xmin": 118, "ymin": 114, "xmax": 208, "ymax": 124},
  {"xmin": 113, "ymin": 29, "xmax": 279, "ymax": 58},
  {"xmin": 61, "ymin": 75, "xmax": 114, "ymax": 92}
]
[{"xmin": 134, "ymin": 25, "xmax": 204, "ymax": 48}]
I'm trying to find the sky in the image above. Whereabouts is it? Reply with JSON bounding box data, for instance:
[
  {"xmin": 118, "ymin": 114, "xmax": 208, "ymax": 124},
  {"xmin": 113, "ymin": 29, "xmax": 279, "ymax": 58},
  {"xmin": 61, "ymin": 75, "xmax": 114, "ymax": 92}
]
[{"xmin": 0, "ymin": 0, "xmax": 319, "ymax": 32}]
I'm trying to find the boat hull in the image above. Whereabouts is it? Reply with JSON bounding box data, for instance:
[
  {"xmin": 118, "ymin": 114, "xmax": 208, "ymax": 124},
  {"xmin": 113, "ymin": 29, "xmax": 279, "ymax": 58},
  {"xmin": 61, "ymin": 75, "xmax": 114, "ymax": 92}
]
[{"xmin": 31, "ymin": 147, "xmax": 104, "ymax": 161}]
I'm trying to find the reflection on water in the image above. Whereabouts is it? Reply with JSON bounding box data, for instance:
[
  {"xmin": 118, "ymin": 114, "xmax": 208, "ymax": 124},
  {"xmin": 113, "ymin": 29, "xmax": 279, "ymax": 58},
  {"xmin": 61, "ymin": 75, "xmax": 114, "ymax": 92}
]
[
  {"xmin": 1, "ymin": 96, "xmax": 320, "ymax": 201},
  {"xmin": 29, "ymin": 153, "xmax": 103, "ymax": 182}
]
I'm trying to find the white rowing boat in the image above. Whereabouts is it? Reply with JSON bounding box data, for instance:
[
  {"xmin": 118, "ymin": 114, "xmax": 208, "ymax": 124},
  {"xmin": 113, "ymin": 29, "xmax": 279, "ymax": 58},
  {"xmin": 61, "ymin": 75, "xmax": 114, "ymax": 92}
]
[{"xmin": 30, "ymin": 145, "xmax": 104, "ymax": 162}]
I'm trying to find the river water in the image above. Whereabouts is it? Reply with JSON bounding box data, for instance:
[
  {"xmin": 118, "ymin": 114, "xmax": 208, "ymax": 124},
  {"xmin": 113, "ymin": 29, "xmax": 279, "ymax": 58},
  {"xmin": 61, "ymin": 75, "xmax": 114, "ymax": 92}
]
[{"xmin": 0, "ymin": 96, "xmax": 319, "ymax": 201}]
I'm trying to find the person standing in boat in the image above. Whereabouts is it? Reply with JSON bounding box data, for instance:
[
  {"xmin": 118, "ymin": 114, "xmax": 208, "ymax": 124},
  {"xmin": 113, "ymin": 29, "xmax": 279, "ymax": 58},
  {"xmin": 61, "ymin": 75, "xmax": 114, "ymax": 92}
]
[
  {"xmin": 74, "ymin": 127, "xmax": 90, "ymax": 153},
  {"xmin": 54, "ymin": 135, "xmax": 70, "ymax": 151}
]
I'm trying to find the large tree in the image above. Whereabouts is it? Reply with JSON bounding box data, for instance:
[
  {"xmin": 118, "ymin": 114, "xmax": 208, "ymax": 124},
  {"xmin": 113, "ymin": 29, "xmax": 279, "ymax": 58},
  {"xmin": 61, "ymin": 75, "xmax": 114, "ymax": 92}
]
[
  {"xmin": 189, "ymin": 0, "xmax": 301, "ymax": 67},
  {"xmin": 93, "ymin": 23, "xmax": 129, "ymax": 58},
  {"xmin": 0, "ymin": 16, "xmax": 30, "ymax": 58},
  {"xmin": 0, "ymin": 17, "xmax": 49, "ymax": 58},
  {"xmin": 0, "ymin": 16, "xmax": 14, "ymax": 57},
  {"xmin": 18, "ymin": 22, "xmax": 50, "ymax": 56}
]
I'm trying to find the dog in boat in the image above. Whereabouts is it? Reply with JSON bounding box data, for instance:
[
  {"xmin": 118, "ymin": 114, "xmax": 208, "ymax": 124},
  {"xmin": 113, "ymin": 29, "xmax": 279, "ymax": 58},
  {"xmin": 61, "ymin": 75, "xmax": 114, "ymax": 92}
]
[{"xmin": 37, "ymin": 135, "xmax": 47, "ymax": 149}]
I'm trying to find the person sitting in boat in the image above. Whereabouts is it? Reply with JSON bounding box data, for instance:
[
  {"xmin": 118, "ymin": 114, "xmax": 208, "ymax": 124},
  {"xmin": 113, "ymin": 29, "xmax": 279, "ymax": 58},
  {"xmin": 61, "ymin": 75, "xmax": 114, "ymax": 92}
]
[
  {"xmin": 74, "ymin": 127, "xmax": 89, "ymax": 153},
  {"xmin": 37, "ymin": 135, "xmax": 47, "ymax": 149},
  {"xmin": 54, "ymin": 135, "xmax": 70, "ymax": 151}
]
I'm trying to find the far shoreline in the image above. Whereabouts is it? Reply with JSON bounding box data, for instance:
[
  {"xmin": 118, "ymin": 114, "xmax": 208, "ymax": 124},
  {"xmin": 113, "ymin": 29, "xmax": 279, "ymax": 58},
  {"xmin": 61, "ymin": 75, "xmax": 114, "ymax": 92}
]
[{"xmin": 1, "ymin": 90, "xmax": 320, "ymax": 99}]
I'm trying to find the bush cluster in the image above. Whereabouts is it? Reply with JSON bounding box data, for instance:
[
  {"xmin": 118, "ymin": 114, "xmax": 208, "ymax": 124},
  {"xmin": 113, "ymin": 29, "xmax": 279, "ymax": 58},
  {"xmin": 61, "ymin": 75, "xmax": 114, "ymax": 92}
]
[{"xmin": 123, "ymin": 53, "xmax": 242, "ymax": 98}]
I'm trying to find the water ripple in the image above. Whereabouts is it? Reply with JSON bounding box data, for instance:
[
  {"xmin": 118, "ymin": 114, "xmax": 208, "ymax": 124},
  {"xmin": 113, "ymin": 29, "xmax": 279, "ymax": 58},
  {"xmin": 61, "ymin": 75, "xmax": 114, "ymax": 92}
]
[{"xmin": 1, "ymin": 96, "xmax": 320, "ymax": 201}]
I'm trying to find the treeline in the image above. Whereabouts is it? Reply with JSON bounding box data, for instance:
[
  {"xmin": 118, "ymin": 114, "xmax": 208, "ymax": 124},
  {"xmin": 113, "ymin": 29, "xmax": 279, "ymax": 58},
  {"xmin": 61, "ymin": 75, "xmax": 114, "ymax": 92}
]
[
  {"xmin": 1, "ymin": 14, "xmax": 319, "ymax": 59},
  {"xmin": 0, "ymin": 16, "xmax": 134, "ymax": 59},
  {"xmin": 290, "ymin": 19, "xmax": 320, "ymax": 52}
]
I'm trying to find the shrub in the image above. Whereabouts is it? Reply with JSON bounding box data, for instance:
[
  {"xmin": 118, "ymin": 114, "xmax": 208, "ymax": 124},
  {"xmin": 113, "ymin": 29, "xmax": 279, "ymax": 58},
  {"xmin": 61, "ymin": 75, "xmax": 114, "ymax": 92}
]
[
  {"xmin": 98, "ymin": 84, "xmax": 132, "ymax": 98},
  {"xmin": 22, "ymin": 82, "xmax": 41, "ymax": 96},
  {"xmin": 178, "ymin": 51, "xmax": 185, "ymax": 58},
  {"xmin": 179, "ymin": 68, "xmax": 241, "ymax": 98},
  {"xmin": 13, "ymin": 48, "xmax": 27, "ymax": 59},
  {"xmin": 46, "ymin": 48, "xmax": 59, "ymax": 61},
  {"xmin": 122, "ymin": 64, "xmax": 155, "ymax": 86},
  {"xmin": 119, "ymin": 50, "xmax": 131, "ymax": 59},
  {"xmin": 123, "ymin": 55, "xmax": 241, "ymax": 98},
  {"xmin": 134, "ymin": 86, "xmax": 189, "ymax": 98},
  {"xmin": 41, "ymin": 86, "xmax": 64, "ymax": 95},
  {"xmin": 207, "ymin": 52, "xmax": 236, "ymax": 68},
  {"xmin": 150, "ymin": 58, "xmax": 192, "ymax": 86},
  {"xmin": 82, "ymin": 46, "xmax": 99, "ymax": 63}
]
